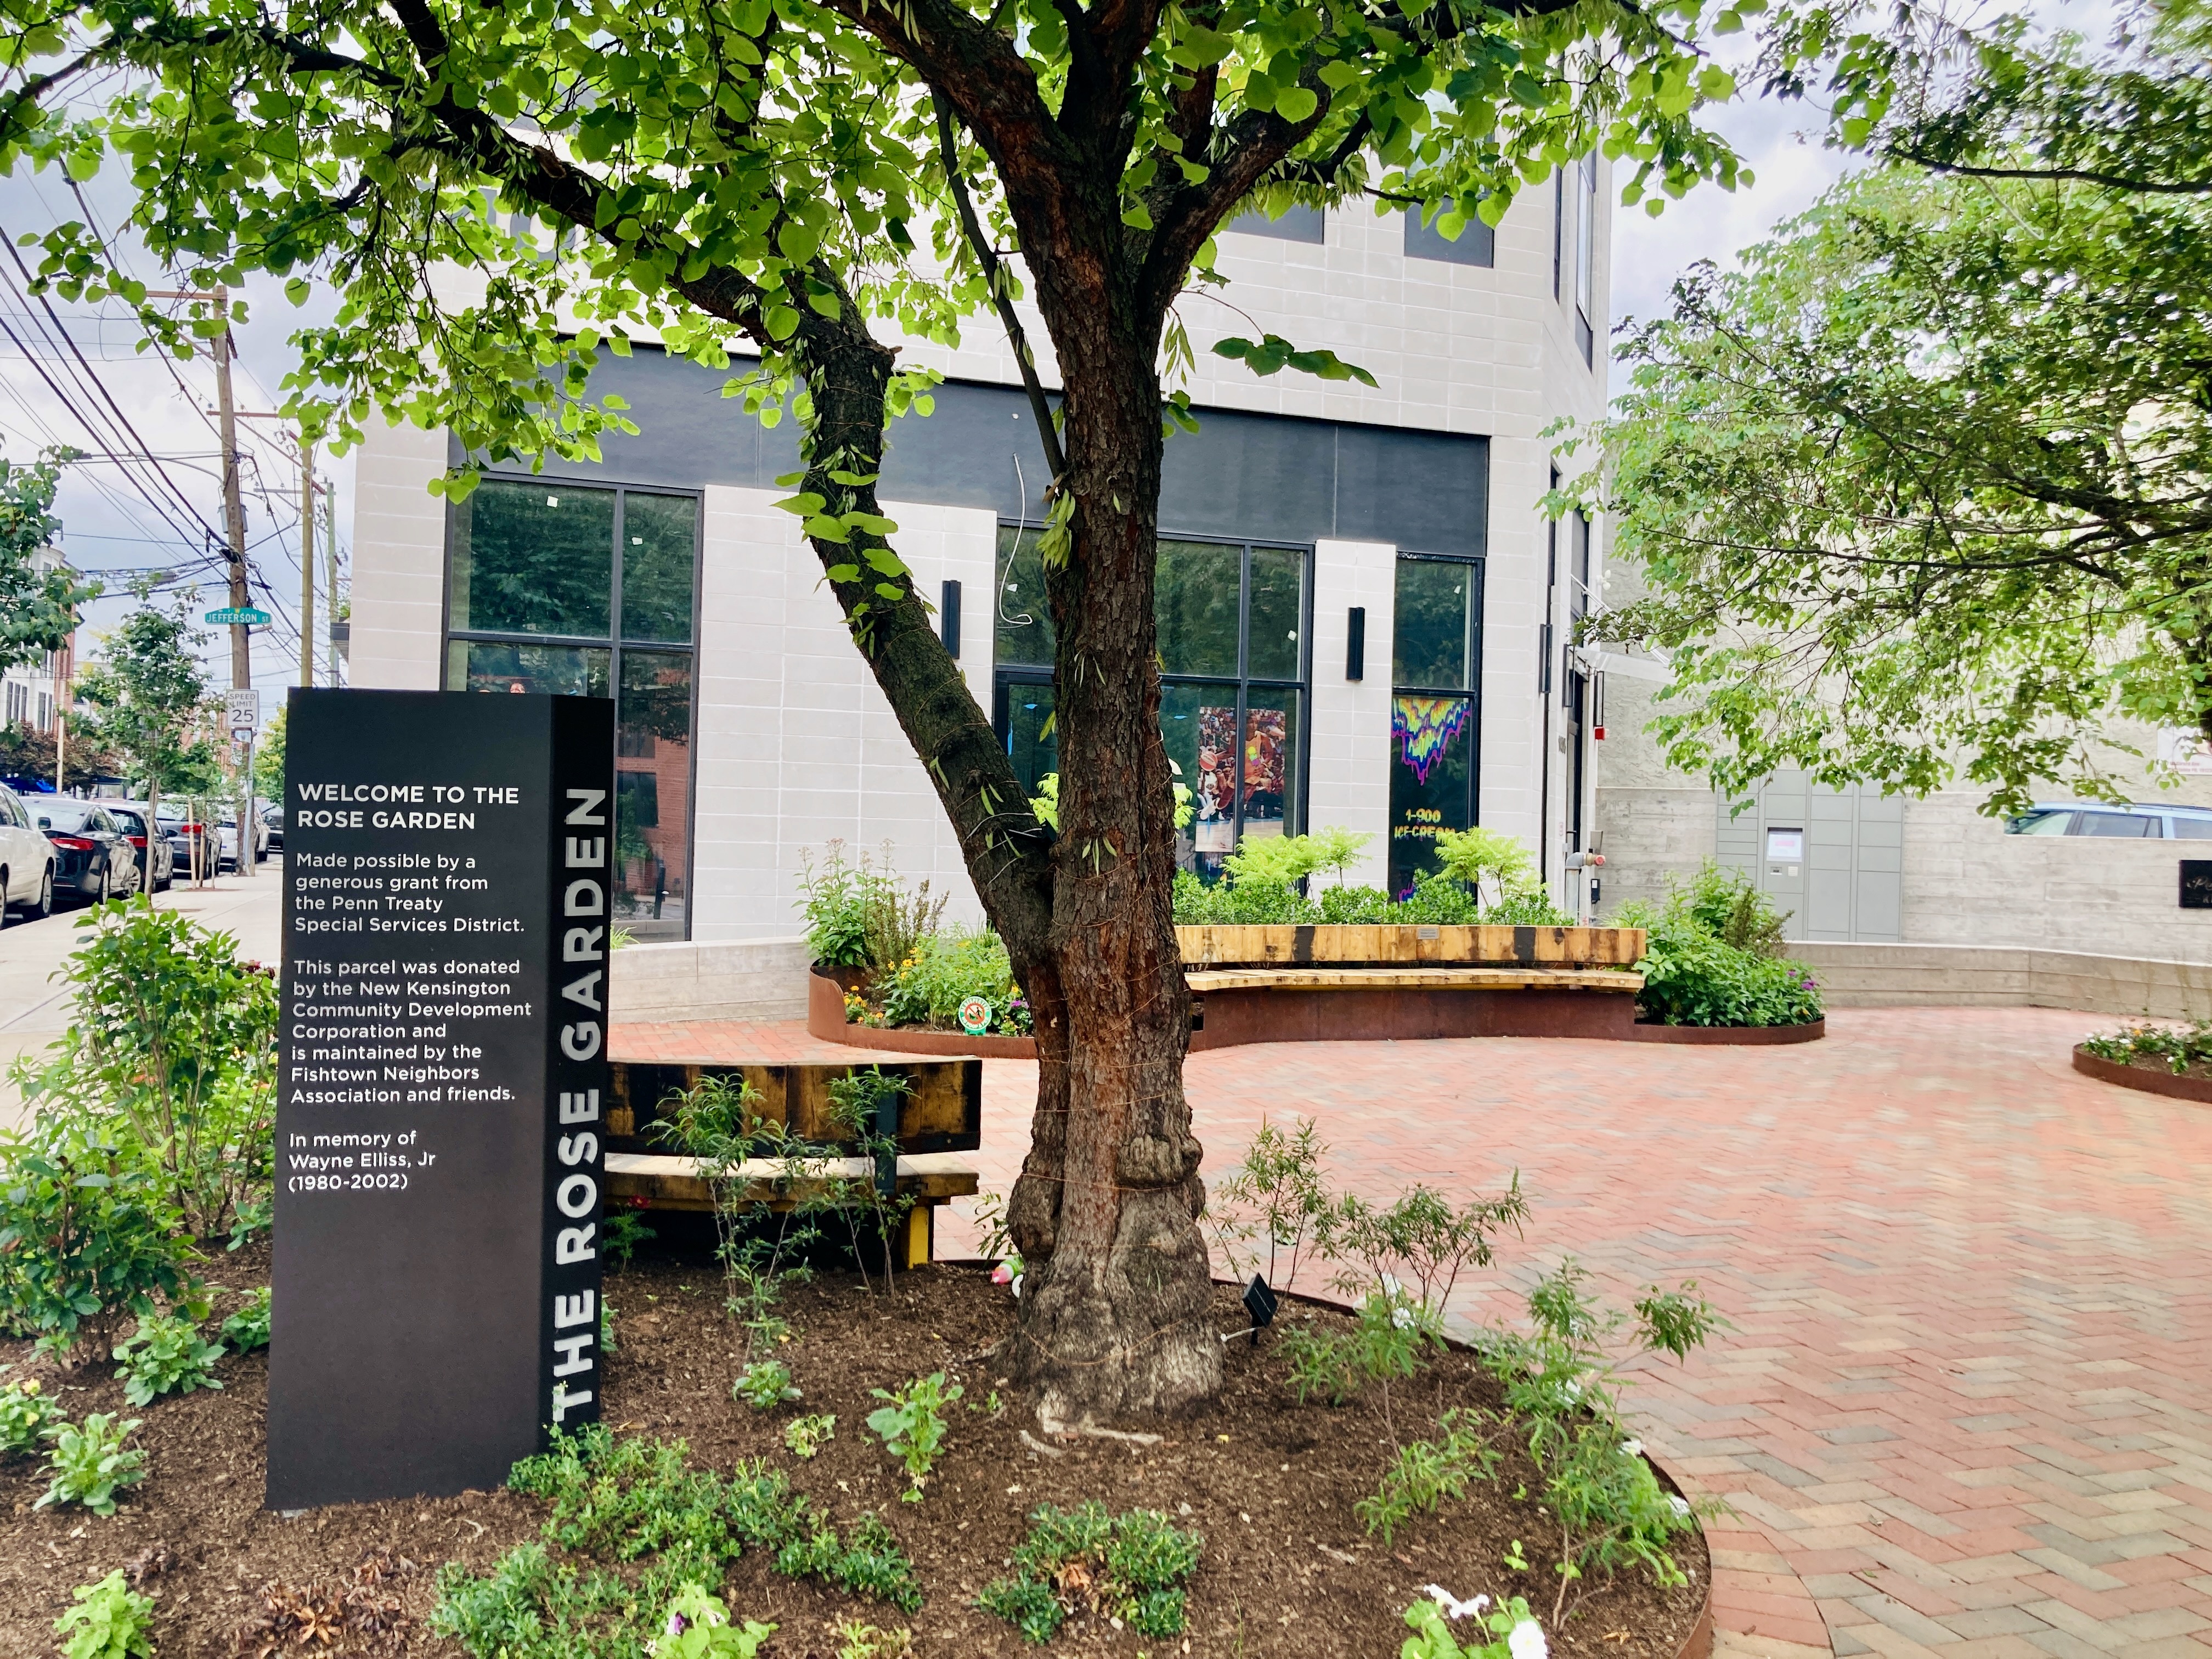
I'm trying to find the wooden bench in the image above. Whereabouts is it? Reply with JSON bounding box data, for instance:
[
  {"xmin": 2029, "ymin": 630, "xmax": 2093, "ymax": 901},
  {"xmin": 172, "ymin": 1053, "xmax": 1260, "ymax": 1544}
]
[
  {"xmin": 1184, "ymin": 962, "xmax": 1646, "ymax": 1047},
  {"xmin": 603, "ymin": 1056, "xmax": 982, "ymax": 1265}
]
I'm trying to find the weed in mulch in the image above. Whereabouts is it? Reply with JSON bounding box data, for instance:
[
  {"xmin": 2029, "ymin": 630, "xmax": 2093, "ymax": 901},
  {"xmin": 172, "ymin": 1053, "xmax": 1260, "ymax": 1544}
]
[{"xmin": 232, "ymin": 1545, "xmax": 419, "ymax": 1656}]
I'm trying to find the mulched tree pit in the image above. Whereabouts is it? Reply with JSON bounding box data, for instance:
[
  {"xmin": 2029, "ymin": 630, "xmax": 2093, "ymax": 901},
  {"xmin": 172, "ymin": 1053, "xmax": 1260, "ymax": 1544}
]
[{"xmin": 0, "ymin": 1236, "xmax": 1706, "ymax": 1658}]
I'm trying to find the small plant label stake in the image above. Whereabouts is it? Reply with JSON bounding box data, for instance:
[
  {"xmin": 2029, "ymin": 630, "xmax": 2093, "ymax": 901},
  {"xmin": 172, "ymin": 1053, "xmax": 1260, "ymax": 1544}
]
[
  {"xmin": 268, "ymin": 689, "xmax": 614, "ymax": 1508},
  {"xmin": 958, "ymin": 995, "xmax": 991, "ymax": 1036},
  {"xmin": 1242, "ymin": 1273, "xmax": 1279, "ymax": 1346}
]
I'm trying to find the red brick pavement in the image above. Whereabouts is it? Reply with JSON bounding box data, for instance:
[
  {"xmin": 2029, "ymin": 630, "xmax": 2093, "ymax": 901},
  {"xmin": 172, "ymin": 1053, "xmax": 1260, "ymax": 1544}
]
[{"xmin": 616, "ymin": 1007, "xmax": 2212, "ymax": 1658}]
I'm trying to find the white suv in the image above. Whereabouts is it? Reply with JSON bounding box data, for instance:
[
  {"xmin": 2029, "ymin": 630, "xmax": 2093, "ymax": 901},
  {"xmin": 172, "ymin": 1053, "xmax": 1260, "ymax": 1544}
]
[{"xmin": 0, "ymin": 783, "xmax": 58, "ymax": 922}]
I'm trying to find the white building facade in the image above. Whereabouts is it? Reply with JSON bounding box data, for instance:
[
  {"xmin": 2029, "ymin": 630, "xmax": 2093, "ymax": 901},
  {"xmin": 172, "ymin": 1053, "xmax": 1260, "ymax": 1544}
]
[{"xmin": 346, "ymin": 169, "xmax": 1611, "ymax": 941}]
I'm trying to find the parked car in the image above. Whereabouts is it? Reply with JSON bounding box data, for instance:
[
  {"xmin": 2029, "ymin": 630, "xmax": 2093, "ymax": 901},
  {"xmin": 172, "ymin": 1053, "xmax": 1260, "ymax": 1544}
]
[
  {"xmin": 262, "ymin": 802, "xmax": 284, "ymax": 851},
  {"xmin": 2005, "ymin": 802, "xmax": 2212, "ymax": 839},
  {"xmin": 0, "ymin": 782, "xmax": 58, "ymax": 922},
  {"xmin": 32, "ymin": 798, "xmax": 143, "ymax": 905},
  {"xmin": 155, "ymin": 804, "xmax": 213, "ymax": 875},
  {"xmin": 217, "ymin": 804, "xmax": 269, "ymax": 870},
  {"xmin": 107, "ymin": 803, "xmax": 176, "ymax": 892}
]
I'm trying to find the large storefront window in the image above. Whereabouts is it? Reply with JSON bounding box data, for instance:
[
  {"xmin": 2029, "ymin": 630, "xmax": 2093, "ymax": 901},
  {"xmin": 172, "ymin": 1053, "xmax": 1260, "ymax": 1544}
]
[
  {"xmin": 994, "ymin": 526, "xmax": 1308, "ymax": 877},
  {"xmin": 446, "ymin": 479, "xmax": 699, "ymax": 940},
  {"xmin": 1390, "ymin": 554, "xmax": 1483, "ymax": 894}
]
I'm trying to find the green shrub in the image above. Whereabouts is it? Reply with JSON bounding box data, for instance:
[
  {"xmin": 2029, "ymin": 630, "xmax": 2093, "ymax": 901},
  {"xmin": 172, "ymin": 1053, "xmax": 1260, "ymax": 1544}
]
[
  {"xmin": 1398, "ymin": 1592, "xmax": 1549, "ymax": 1659},
  {"xmin": 876, "ymin": 928, "xmax": 1030, "ymax": 1034},
  {"xmin": 796, "ymin": 841, "xmax": 874, "ymax": 968},
  {"xmin": 1174, "ymin": 864, "xmax": 1570, "ymax": 927},
  {"xmin": 54, "ymin": 1568, "xmax": 156, "ymax": 1659},
  {"xmin": 602, "ymin": 1208, "xmax": 656, "ymax": 1266},
  {"xmin": 0, "ymin": 1374, "xmax": 63, "ymax": 1454},
  {"xmin": 1356, "ymin": 1409, "xmax": 1501, "ymax": 1544},
  {"xmin": 646, "ymin": 1586, "xmax": 774, "ymax": 1658},
  {"xmin": 865, "ymin": 1372, "xmax": 959, "ymax": 1500},
  {"xmin": 113, "ymin": 1310, "xmax": 225, "ymax": 1406},
  {"xmin": 1476, "ymin": 1260, "xmax": 1720, "ymax": 1622},
  {"xmin": 979, "ymin": 1503, "xmax": 1203, "ymax": 1643},
  {"xmin": 496, "ymin": 1427, "xmax": 922, "ymax": 1617},
  {"xmin": 783, "ymin": 1413, "xmax": 836, "ymax": 1459},
  {"xmin": 219, "ymin": 1286, "xmax": 271, "ymax": 1353},
  {"xmin": 1621, "ymin": 864, "xmax": 1821, "ymax": 1027},
  {"xmin": 732, "ymin": 1359, "xmax": 800, "ymax": 1411},
  {"xmin": 0, "ymin": 1117, "xmax": 200, "ymax": 1363},
  {"xmin": 9, "ymin": 897, "xmax": 276, "ymax": 1239},
  {"xmin": 2082, "ymin": 1018, "xmax": 2212, "ymax": 1073},
  {"xmin": 38, "ymin": 1412, "xmax": 145, "ymax": 1515}
]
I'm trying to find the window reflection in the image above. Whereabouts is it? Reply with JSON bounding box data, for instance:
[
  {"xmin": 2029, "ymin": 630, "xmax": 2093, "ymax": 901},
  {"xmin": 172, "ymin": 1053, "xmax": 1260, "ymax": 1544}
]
[
  {"xmin": 450, "ymin": 482, "xmax": 614, "ymax": 637},
  {"xmin": 446, "ymin": 482, "xmax": 699, "ymax": 939}
]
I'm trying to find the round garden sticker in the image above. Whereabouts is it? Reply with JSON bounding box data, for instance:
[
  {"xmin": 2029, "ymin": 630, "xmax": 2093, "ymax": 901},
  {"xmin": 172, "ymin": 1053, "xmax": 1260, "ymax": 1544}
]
[{"xmin": 958, "ymin": 995, "xmax": 992, "ymax": 1035}]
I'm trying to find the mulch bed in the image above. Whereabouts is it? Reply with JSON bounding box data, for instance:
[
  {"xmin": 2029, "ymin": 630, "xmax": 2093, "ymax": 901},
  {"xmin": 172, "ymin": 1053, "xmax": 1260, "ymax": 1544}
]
[
  {"xmin": 0, "ymin": 1239, "xmax": 1707, "ymax": 1658},
  {"xmin": 2073, "ymin": 1043, "xmax": 2212, "ymax": 1103}
]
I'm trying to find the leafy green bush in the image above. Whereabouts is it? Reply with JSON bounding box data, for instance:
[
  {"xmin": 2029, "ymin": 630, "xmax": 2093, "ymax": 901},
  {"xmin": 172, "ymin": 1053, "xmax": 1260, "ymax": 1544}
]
[
  {"xmin": 866, "ymin": 1372, "xmax": 960, "ymax": 1500},
  {"xmin": 220, "ymin": 1286, "xmax": 272, "ymax": 1353},
  {"xmin": 978, "ymin": 1503, "xmax": 1203, "ymax": 1643},
  {"xmin": 1173, "ymin": 864, "xmax": 1571, "ymax": 927},
  {"xmin": 38, "ymin": 1412, "xmax": 145, "ymax": 1515},
  {"xmin": 1356, "ymin": 1409, "xmax": 1501, "ymax": 1544},
  {"xmin": 0, "ymin": 1116, "xmax": 200, "ymax": 1362},
  {"xmin": 1476, "ymin": 1260, "xmax": 1720, "ymax": 1622},
  {"xmin": 9, "ymin": 896, "xmax": 276, "ymax": 1239},
  {"xmin": 876, "ymin": 927, "xmax": 1029, "ymax": 1033},
  {"xmin": 2082, "ymin": 1018, "xmax": 2212, "ymax": 1074},
  {"xmin": 54, "ymin": 1568, "xmax": 156, "ymax": 1659},
  {"xmin": 0, "ymin": 1374, "xmax": 63, "ymax": 1454},
  {"xmin": 646, "ymin": 1586, "xmax": 774, "ymax": 1658},
  {"xmin": 783, "ymin": 1412, "xmax": 836, "ymax": 1459},
  {"xmin": 732, "ymin": 1359, "xmax": 800, "ymax": 1411},
  {"xmin": 113, "ymin": 1310, "xmax": 225, "ymax": 1406},
  {"xmin": 489, "ymin": 1426, "xmax": 923, "ymax": 1623},
  {"xmin": 1398, "ymin": 1590, "xmax": 1549, "ymax": 1659},
  {"xmin": 796, "ymin": 840, "xmax": 874, "ymax": 968},
  {"xmin": 1621, "ymin": 864, "xmax": 1822, "ymax": 1027}
]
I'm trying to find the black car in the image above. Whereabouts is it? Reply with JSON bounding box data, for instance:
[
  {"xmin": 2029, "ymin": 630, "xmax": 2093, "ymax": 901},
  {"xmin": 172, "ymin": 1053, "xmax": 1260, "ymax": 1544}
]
[{"xmin": 33, "ymin": 799, "xmax": 144, "ymax": 905}]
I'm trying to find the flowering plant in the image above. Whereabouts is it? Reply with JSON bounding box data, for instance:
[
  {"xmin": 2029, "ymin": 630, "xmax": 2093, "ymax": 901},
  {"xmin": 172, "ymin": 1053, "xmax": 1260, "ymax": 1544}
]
[
  {"xmin": 647, "ymin": 1587, "xmax": 775, "ymax": 1658},
  {"xmin": 1400, "ymin": 1588, "xmax": 1548, "ymax": 1658}
]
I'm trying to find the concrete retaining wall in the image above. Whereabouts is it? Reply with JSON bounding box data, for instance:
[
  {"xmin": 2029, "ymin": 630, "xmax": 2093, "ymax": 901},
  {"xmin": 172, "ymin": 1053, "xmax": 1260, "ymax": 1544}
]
[
  {"xmin": 1795, "ymin": 942, "xmax": 2212, "ymax": 1020},
  {"xmin": 608, "ymin": 936, "xmax": 812, "ymax": 1024}
]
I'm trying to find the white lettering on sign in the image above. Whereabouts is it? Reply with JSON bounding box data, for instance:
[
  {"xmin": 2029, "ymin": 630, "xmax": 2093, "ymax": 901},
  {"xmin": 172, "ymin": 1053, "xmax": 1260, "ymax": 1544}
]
[{"xmin": 547, "ymin": 774, "xmax": 613, "ymax": 1440}]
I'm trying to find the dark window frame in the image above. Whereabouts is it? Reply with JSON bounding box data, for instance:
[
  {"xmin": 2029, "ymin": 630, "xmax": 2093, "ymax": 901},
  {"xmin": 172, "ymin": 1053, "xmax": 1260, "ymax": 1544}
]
[
  {"xmin": 991, "ymin": 526, "xmax": 1314, "ymax": 859},
  {"xmin": 442, "ymin": 476, "xmax": 705, "ymax": 940},
  {"xmin": 1388, "ymin": 551, "xmax": 1487, "ymax": 893}
]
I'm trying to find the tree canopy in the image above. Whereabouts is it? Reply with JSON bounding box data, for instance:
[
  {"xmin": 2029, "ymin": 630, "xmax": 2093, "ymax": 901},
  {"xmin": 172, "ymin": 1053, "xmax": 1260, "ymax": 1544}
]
[
  {"xmin": 0, "ymin": 0, "xmax": 1889, "ymax": 1417},
  {"xmin": 0, "ymin": 452, "xmax": 97, "ymax": 675},
  {"xmin": 1570, "ymin": 7, "xmax": 2211, "ymax": 815},
  {"xmin": 76, "ymin": 588, "xmax": 222, "ymax": 800}
]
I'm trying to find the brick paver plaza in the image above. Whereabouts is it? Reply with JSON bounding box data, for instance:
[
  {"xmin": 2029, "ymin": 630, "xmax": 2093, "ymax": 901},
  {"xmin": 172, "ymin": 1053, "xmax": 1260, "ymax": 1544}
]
[{"xmin": 612, "ymin": 1006, "xmax": 2212, "ymax": 1656}]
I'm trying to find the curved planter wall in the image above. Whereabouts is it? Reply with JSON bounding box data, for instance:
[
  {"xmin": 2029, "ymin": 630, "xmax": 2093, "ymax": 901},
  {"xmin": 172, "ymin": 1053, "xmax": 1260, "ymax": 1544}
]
[
  {"xmin": 2073, "ymin": 1045, "xmax": 2212, "ymax": 1104},
  {"xmin": 1630, "ymin": 1019, "xmax": 1825, "ymax": 1046}
]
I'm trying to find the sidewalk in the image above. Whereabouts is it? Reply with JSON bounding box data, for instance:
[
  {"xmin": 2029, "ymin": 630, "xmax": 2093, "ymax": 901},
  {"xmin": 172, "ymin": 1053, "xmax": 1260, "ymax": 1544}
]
[
  {"xmin": 0, "ymin": 861, "xmax": 285, "ymax": 1126},
  {"xmin": 614, "ymin": 1007, "xmax": 2212, "ymax": 1657}
]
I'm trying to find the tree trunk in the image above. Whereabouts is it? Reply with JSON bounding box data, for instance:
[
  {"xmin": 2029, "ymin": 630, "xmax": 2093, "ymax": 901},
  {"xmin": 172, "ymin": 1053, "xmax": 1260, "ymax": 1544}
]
[
  {"xmin": 786, "ymin": 266, "xmax": 1217, "ymax": 1420},
  {"xmin": 999, "ymin": 266, "xmax": 1219, "ymax": 1423}
]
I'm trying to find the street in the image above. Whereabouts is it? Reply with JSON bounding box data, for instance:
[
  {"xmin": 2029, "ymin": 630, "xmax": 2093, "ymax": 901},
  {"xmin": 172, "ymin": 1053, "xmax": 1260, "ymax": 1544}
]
[{"xmin": 0, "ymin": 859, "xmax": 285, "ymax": 1127}]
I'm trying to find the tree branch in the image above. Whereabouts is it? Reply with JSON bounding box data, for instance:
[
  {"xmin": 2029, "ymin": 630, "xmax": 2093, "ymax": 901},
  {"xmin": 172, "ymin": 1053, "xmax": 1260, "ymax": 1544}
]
[
  {"xmin": 933, "ymin": 92, "xmax": 1066, "ymax": 482},
  {"xmin": 1891, "ymin": 146, "xmax": 2212, "ymax": 196}
]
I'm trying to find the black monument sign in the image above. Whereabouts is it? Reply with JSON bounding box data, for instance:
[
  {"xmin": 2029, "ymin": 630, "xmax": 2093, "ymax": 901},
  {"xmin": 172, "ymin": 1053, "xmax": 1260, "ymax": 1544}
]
[{"xmin": 269, "ymin": 689, "xmax": 615, "ymax": 1509}]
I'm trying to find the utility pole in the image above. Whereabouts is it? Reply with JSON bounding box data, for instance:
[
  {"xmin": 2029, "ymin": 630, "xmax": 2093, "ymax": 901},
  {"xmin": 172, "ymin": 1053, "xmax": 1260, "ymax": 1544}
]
[
  {"xmin": 324, "ymin": 482, "xmax": 340, "ymax": 686},
  {"xmin": 148, "ymin": 285, "xmax": 258, "ymax": 877},
  {"xmin": 208, "ymin": 292, "xmax": 252, "ymax": 694},
  {"xmin": 301, "ymin": 436, "xmax": 315, "ymax": 688}
]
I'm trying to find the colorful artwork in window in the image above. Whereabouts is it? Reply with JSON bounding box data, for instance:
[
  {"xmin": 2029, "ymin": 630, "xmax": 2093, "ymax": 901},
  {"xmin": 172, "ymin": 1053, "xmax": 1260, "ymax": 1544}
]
[
  {"xmin": 1193, "ymin": 704, "xmax": 1239, "ymax": 854},
  {"xmin": 1393, "ymin": 695, "xmax": 1474, "ymax": 784}
]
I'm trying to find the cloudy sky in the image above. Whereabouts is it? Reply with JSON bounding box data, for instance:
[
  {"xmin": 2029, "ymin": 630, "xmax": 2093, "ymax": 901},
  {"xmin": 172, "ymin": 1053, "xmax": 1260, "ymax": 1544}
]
[{"xmin": 0, "ymin": 81, "xmax": 1855, "ymax": 695}]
